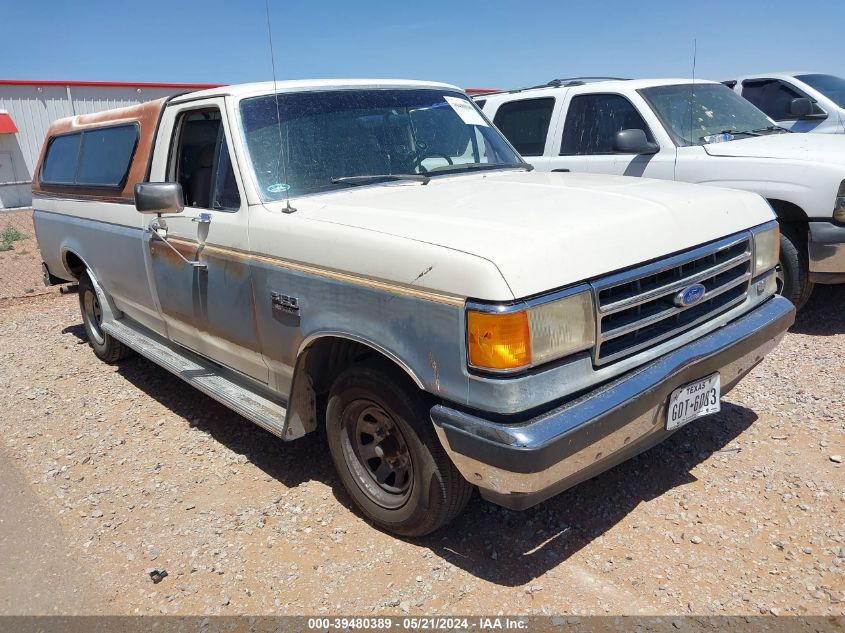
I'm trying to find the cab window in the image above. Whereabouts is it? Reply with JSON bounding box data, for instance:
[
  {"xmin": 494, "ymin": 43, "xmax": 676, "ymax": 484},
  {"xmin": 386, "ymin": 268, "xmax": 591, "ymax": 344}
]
[
  {"xmin": 560, "ymin": 94, "xmax": 653, "ymax": 155},
  {"xmin": 492, "ymin": 98, "xmax": 555, "ymax": 156},
  {"xmin": 171, "ymin": 109, "xmax": 241, "ymax": 211}
]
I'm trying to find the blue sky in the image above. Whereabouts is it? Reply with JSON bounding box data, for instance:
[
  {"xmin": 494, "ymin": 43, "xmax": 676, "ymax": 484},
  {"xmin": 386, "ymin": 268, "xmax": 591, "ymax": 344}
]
[{"xmin": 2, "ymin": 0, "xmax": 843, "ymax": 90}]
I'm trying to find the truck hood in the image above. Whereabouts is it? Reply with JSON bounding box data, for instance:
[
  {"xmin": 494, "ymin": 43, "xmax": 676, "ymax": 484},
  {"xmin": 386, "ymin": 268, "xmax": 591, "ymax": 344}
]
[
  {"xmin": 295, "ymin": 171, "xmax": 774, "ymax": 299},
  {"xmin": 703, "ymin": 132, "xmax": 845, "ymax": 163}
]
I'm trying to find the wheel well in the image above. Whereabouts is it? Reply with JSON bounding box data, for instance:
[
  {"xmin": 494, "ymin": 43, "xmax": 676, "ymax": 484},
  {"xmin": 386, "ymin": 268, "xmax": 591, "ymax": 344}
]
[
  {"xmin": 63, "ymin": 251, "xmax": 86, "ymax": 279},
  {"xmin": 286, "ymin": 336, "xmax": 423, "ymax": 437},
  {"xmin": 767, "ymin": 199, "xmax": 808, "ymax": 225}
]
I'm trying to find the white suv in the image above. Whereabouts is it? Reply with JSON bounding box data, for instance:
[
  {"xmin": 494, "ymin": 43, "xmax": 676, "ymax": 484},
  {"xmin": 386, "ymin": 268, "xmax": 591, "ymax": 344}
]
[
  {"xmin": 723, "ymin": 73, "xmax": 845, "ymax": 135},
  {"xmin": 476, "ymin": 77, "xmax": 845, "ymax": 308}
]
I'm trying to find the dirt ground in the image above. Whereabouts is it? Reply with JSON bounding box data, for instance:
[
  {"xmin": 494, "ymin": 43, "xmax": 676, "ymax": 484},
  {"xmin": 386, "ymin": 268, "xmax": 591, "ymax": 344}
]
[
  {"xmin": 0, "ymin": 209, "xmax": 57, "ymax": 300},
  {"xmin": 0, "ymin": 288, "xmax": 842, "ymax": 617}
]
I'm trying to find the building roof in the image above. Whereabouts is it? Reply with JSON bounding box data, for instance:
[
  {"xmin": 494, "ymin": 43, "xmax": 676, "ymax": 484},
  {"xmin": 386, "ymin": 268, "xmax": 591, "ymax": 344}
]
[{"xmin": 0, "ymin": 79, "xmax": 221, "ymax": 89}]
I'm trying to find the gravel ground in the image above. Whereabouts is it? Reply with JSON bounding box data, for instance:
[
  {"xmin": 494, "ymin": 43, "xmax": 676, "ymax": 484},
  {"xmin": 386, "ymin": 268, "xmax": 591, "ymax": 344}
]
[
  {"xmin": 0, "ymin": 209, "xmax": 56, "ymax": 300},
  {"xmin": 0, "ymin": 287, "xmax": 842, "ymax": 616}
]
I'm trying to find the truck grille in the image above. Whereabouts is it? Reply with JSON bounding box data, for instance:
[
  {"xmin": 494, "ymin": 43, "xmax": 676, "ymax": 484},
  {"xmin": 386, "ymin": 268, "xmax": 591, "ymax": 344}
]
[{"xmin": 591, "ymin": 233, "xmax": 752, "ymax": 366}]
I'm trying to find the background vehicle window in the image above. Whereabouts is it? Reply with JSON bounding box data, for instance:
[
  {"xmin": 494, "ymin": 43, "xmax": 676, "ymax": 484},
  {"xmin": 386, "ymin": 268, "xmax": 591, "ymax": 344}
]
[
  {"xmin": 560, "ymin": 94, "xmax": 653, "ymax": 155},
  {"xmin": 794, "ymin": 73, "xmax": 845, "ymax": 108},
  {"xmin": 75, "ymin": 125, "xmax": 138, "ymax": 187},
  {"xmin": 173, "ymin": 109, "xmax": 241, "ymax": 211},
  {"xmin": 492, "ymin": 98, "xmax": 555, "ymax": 156},
  {"xmin": 41, "ymin": 133, "xmax": 81, "ymax": 184},
  {"xmin": 741, "ymin": 80, "xmax": 824, "ymax": 119}
]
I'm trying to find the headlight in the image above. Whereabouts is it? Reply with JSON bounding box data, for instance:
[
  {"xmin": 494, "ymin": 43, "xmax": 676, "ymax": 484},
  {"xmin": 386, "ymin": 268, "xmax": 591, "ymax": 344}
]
[
  {"xmin": 751, "ymin": 222, "xmax": 780, "ymax": 276},
  {"xmin": 467, "ymin": 290, "xmax": 595, "ymax": 372}
]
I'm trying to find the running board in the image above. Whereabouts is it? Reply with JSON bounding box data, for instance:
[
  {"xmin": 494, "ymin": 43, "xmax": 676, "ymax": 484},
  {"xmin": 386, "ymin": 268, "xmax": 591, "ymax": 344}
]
[{"xmin": 101, "ymin": 319, "xmax": 289, "ymax": 439}]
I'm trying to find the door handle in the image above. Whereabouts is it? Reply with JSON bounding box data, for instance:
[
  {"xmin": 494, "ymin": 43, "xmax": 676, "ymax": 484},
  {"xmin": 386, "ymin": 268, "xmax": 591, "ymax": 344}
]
[{"xmin": 552, "ymin": 168, "xmax": 571, "ymax": 172}]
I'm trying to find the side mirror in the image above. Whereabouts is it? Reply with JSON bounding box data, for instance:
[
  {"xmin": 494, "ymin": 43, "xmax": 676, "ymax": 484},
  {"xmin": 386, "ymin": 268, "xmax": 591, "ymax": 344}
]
[
  {"xmin": 613, "ymin": 129, "xmax": 659, "ymax": 155},
  {"xmin": 788, "ymin": 97, "xmax": 813, "ymax": 118},
  {"xmin": 134, "ymin": 182, "xmax": 184, "ymax": 215}
]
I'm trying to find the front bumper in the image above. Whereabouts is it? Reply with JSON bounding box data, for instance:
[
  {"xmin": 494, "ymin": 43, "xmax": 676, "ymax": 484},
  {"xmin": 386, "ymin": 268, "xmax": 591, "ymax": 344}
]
[
  {"xmin": 431, "ymin": 296, "xmax": 795, "ymax": 510},
  {"xmin": 808, "ymin": 221, "xmax": 845, "ymax": 283}
]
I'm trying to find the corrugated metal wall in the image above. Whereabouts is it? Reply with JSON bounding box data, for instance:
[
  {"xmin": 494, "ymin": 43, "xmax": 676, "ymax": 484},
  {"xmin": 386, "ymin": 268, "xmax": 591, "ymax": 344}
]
[{"xmin": 0, "ymin": 84, "xmax": 188, "ymax": 209}]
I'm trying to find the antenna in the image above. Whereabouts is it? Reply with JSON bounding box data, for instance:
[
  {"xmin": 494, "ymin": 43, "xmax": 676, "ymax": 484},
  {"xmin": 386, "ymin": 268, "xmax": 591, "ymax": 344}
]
[
  {"xmin": 265, "ymin": 0, "xmax": 295, "ymax": 213},
  {"xmin": 688, "ymin": 38, "xmax": 697, "ymax": 144}
]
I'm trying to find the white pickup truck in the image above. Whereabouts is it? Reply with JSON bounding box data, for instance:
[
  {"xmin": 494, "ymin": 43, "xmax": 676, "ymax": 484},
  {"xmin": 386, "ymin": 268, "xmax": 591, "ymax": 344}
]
[
  {"xmin": 33, "ymin": 79, "xmax": 793, "ymax": 535},
  {"xmin": 476, "ymin": 77, "xmax": 845, "ymax": 308}
]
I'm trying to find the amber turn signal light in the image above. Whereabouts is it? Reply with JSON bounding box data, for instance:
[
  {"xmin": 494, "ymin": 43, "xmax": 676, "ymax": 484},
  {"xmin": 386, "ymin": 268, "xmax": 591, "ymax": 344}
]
[{"xmin": 467, "ymin": 310, "xmax": 532, "ymax": 371}]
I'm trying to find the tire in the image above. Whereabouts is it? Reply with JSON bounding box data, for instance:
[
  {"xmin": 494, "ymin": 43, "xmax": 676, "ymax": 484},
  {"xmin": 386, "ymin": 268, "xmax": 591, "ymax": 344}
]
[
  {"xmin": 777, "ymin": 226, "xmax": 814, "ymax": 310},
  {"xmin": 325, "ymin": 362, "xmax": 472, "ymax": 536},
  {"xmin": 78, "ymin": 271, "xmax": 132, "ymax": 363}
]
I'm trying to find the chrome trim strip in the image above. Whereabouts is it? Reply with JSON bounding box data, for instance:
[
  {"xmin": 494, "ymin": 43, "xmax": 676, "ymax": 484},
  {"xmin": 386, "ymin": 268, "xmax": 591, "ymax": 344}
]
[{"xmin": 465, "ymin": 283, "xmax": 593, "ymax": 314}]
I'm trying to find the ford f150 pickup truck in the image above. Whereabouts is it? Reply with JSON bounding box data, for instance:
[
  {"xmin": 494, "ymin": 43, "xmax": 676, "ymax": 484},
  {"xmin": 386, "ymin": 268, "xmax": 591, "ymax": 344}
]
[
  {"xmin": 476, "ymin": 77, "xmax": 845, "ymax": 308},
  {"xmin": 33, "ymin": 79, "xmax": 794, "ymax": 535}
]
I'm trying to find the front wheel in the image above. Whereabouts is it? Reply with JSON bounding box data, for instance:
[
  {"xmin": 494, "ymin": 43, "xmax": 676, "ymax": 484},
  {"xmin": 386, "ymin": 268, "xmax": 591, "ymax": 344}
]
[
  {"xmin": 776, "ymin": 227, "xmax": 814, "ymax": 310},
  {"xmin": 325, "ymin": 363, "xmax": 472, "ymax": 536}
]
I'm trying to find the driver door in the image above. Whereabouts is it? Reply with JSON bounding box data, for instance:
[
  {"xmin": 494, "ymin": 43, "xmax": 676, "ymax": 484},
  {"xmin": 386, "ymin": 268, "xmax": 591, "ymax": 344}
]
[{"xmin": 144, "ymin": 98, "xmax": 268, "ymax": 382}]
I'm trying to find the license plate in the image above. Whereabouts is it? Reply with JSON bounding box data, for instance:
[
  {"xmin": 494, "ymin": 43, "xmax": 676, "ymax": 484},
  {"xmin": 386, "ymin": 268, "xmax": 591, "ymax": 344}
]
[{"xmin": 666, "ymin": 373, "xmax": 721, "ymax": 431}]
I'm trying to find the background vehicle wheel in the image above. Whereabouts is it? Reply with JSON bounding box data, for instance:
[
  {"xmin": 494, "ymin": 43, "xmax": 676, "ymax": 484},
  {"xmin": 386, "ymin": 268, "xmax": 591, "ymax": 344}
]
[
  {"xmin": 777, "ymin": 226, "xmax": 814, "ymax": 310},
  {"xmin": 78, "ymin": 271, "xmax": 132, "ymax": 363},
  {"xmin": 325, "ymin": 362, "xmax": 472, "ymax": 536}
]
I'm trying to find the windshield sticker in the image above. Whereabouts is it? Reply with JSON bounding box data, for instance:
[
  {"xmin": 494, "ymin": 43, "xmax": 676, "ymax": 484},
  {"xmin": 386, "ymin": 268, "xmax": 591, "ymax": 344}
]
[
  {"xmin": 443, "ymin": 96, "xmax": 488, "ymax": 127},
  {"xmin": 267, "ymin": 183, "xmax": 291, "ymax": 194},
  {"xmin": 702, "ymin": 132, "xmax": 735, "ymax": 144}
]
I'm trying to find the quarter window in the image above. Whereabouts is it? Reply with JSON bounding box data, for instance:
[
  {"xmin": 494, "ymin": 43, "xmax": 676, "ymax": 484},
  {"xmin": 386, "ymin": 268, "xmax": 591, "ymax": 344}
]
[
  {"xmin": 41, "ymin": 124, "xmax": 138, "ymax": 187},
  {"xmin": 561, "ymin": 94, "xmax": 654, "ymax": 155},
  {"xmin": 741, "ymin": 79, "xmax": 824, "ymax": 119},
  {"xmin": 492, "ymin": 98, "xmax": 555, "ymax": 156},
  {"xmin": 41, "ymin": 133, "xmax": 81, "ymax": 185}
]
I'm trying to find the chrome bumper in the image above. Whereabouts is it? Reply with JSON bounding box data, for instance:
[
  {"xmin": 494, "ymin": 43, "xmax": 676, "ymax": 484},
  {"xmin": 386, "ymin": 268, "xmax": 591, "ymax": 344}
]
[
  {"xmin": 808, "ymin": 221, "xmax": 845, "ymax": 283},
  {"xmin": 431, "ymin": 296, "xmax": 795, "ymax": 510}
]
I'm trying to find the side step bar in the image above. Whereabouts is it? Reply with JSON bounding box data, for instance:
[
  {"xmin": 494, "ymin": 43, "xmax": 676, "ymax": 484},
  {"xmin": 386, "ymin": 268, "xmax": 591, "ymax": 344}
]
[{"xmin": 102, "ymin": 319, "xmax": 289, "ymax": 438}]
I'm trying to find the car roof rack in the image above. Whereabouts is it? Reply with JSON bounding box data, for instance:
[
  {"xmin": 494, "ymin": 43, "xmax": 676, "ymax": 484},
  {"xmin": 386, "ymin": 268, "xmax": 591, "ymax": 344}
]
[
  {"xmin": 473, "ymin": 77, "xmax": 629, "ymax": 98},
  {"xmin": 545, "ymin": 76, "xmax": 630, "ymax": 87}
]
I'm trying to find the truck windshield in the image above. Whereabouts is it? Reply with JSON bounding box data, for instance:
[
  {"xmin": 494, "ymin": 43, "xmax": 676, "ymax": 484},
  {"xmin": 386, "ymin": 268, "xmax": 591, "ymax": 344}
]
[
  {"xmin": 238, "ymin": 88, "xmax": 525, "ymax": 200},
  {"xmin": 640, "ymin": 83, "xmax": 784, "ymax": 146},
  {"xmin": 795, "ymin": 73, "xmax": 845, "ymax": 108}
]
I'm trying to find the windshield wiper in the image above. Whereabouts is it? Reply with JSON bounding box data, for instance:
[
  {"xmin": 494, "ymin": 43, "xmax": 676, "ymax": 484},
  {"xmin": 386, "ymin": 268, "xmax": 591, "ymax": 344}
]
[
  {"xmin": 426, "ymin": 162, "xmax": 534, "ymax": 175},
  {"xmin": 330, "ymin": 174, "xmax": 430, "ymax": 186},
  {"xmin": 751, "ymin": 125, "xmax": 791, "ymax": 134}
]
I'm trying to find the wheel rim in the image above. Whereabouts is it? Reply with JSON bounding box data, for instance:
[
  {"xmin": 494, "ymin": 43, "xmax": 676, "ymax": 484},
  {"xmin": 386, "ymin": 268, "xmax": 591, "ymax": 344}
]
[
  {"xmin": 775, "ymin": 262, "xmax": 785, "ymax": 295},
  {"xmin": 82, "ymin": 287, "xmax": 105, "ymax": 345},
  {"xmin": 340, "ymin": 401, "xmax": 412, "ymax": 509}
]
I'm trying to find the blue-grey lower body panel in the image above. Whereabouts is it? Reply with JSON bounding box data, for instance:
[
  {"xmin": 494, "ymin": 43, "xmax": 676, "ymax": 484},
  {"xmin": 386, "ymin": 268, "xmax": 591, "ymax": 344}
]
[
  {"xmin": 431, "ymin": 296, "xmax": 795, "ymax": 510},
  {"xmin": 808, "ymin": 220, "xmax": 845, "ymax": 284}
]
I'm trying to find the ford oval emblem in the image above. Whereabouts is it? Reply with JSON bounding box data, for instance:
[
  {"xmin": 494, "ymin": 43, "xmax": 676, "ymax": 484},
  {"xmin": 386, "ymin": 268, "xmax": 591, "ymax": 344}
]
[{"xmin": 675, "ymin": 283, "xmax": 706, "ymax": 308}]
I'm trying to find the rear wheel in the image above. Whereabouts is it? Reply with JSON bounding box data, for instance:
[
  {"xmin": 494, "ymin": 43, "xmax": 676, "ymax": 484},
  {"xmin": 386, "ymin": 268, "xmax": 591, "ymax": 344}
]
[
  {"xmin": 777, "ymin": 226, "xmax": 814, "ymax": 310},
  {"xmin": 78, "ymin": 271, "xmax": 132, "ymax": 363},
  {"xmin": 325, "ymin": 362, "xmax": 472, "ymax": 536}
]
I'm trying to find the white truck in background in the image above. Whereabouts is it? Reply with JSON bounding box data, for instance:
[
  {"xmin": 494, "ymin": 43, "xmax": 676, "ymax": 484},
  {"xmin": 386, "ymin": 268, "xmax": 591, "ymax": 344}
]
[
  {"xmin": 476, "ymin": 77, "xmax": 845, "ymax": 308},
  {"xmin": 723, "ymin": 73, "xmax": 845, "ymax": 135}
]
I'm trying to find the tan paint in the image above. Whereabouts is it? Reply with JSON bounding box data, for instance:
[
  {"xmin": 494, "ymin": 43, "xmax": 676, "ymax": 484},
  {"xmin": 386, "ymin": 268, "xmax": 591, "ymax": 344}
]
[{"xmin": 166, "ymin": 237, "xmax": 466, "ymax": 307}]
